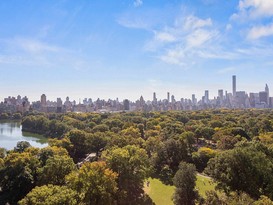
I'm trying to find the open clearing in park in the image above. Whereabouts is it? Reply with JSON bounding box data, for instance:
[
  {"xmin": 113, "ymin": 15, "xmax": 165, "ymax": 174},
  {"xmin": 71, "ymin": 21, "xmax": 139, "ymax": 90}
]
[{"xmin": 144, "ymin": 174, "xmax": 216, "ymax": 205}]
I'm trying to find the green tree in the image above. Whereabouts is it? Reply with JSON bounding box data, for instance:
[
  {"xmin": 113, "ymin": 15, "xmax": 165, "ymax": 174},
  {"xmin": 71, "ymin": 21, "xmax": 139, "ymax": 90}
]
[
  {"xmin": 195, "ymin": 126, "xmax": 215, "ymax": 140},
  {"xmin": 192, "ymin": 147, "xmax": 216, "ymax": 172},
  {"xmin": 254, "ymin": 195, "xmax": 273, "ymax": 205},
  {"xmin": 103, "ymin": 145, "xmax": 149, "ymax": 204},
  {"xmin": 173, "ymin": 162, "xmax": 198, "ymax": 205},
  {"xmin": 38, "ymin": 146, "xmax": 69, "ymax": 166},
  {"xmin": 205, "ymin": 142, "xmax": 273, "ymax": 199},
  {"xmin": 66, "ymin": 161, "xmax": 118, "ymax": 205},
  {"xmin": 86, "ymin": 132, "xmax": 108, "ymax": 156},
  {"xmin": 0, "ymin": 158, "xmax": 4, "ymax": 169},
  {"xmin": 12, "ymin": 112, "xmax": 22, "ymax": 120},
  {"xmin": 65, "ymin": 129, "xmax": 88, "ymax": 160},
  {"xmin": 39, "ymin": 155, "xmax": 76, "ymax": 185},
  {"xmin": 204, "ymin": 190, "xmax": 224, "ymax": 205},
  {"xmin": 18, "ymin": 184, "xmax": 78, "ymax": 205},
  {"xmin": 152, "ymin": 138, "xmax": 188, "ymax": 184},
  {"xmin": 0, "ymin": 147, "xmax": 6, "ymax": 158},
  {"xmin": 14, "ymin": 141, "xmax": 31, "ymax": 153},
  {"xmin": 92, "ymin": 124, "xmax": 109, "ymax": 132},
  {"xmin": 0, "ymin": 151, "xmax": 40, "ymax": 204},
  {"xmin": 0, "ymin": 113, "xmax": 9, "ymax": 120},
  {"xmin": 204, "ymin": 191, "xmax": 254, "ymax": 205}
]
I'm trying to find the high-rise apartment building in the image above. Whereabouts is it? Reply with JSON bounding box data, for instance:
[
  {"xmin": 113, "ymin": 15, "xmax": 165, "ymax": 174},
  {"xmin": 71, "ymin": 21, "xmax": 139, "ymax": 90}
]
[
  {"xmin": 259, "ymin": 91, "xmax": 268, "ymax": 105},
  {"xmin": 205, "ymin": 90, "xmax": 209, "ymax": 103},
  {"xmin": 40, "ymin": 94, "xmax": 47, "ymax": 112},
  {"xmin": 232, "ymin": 75, "xmax": 236, "ymax": 97},
  {"xmin": 153, "ymin": 92, "xmax": 157, "ymax": 103},
  {"xmin": 218, "ymin": 89, "xmax": 223, "ymax": 100},
  {"xmin": 192, "ymin": 94, "xmax": 196, "ymax": 105},
  {"xmin": 57, "ymin": 98, "xmax": 63, "ymax": 113},
  {"xmin": 41, "ymin": 94, "xmax": 46, "ymax": 107},
  {"xmin": 171, "ymin": 95, "xmax": 175, "ymax": 104},
  {"xmin": 140, "ymin": 96, "xmax": 145, "ymax": 106},
  {"xmin": 123, "ymin": 99, "xmax": 130, "ymax": 110},
  {"xmin": 265, "ymin": 84, "xmax": 269, "ymax": 105}
]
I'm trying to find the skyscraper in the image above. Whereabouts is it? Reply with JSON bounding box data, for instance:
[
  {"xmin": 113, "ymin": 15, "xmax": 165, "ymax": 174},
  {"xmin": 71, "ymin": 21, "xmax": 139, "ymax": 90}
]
[
  {"xmin": 153, "ymin": 92, "xmax": 157, "ymax": 103},
  {"xmin": 205, "ymin": 90, "xmax": 209, "ymax": 103},
  {"xmin": 265, "ymin": 84, "xmax": 269, "ymax": 105},
  {"xmin": 41, "ymin": 94, "xmax": 46, "ymax": 107},
  {"xmin": 140, "ymin": 95, "xmax": 145, "ymax": 106},
  {"xmin": 40, "ymin": 94, "xmax": 47, "ymax": 112},
  {"xmin": 171, "ymin": 95, "xmax": 175, "ymax": 104},
  {"xmin": 123, "ymin": 99, "xmax": 130, "ymax": 110},
  {"xmin": 167, "ymin": 92, "xmax": 170, "ymax": 103},
  {"xmin": 218, "ymin": 89, "xmax": 224, "ymax": 106},
  {"xmin": 259, "ymin": 91, "xmax": 268, "ymax": 106},
  {"xmin": 218, "ymin": 89, "xmax": 224, "ymax": 100},
  {"xmin": 192, "ymin": 94, "xmax": 196, "ymax": 105},
  {"xmin": 57, "ymin": 98, "xmax": 63, "ymax": 113},
  {"xmin": 232, "ymin": 75, "xmax": 236, "ymax": 97}
]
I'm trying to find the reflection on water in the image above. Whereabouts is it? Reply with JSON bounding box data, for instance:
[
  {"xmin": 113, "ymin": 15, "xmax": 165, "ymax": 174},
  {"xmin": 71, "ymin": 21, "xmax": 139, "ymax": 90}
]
[{"xmin": 0, "ymin": 120, "xmax": 48, "ymax": 150}]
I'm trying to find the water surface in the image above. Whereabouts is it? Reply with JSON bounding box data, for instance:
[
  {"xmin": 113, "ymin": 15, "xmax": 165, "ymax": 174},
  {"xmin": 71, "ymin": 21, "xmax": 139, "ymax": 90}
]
[{"xmin": 0, "ymin": 121, "xmax": 48, "ymax": 150}]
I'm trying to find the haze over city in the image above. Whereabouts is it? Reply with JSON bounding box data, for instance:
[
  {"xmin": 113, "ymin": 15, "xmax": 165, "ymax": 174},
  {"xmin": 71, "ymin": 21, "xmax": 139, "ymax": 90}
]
[{"xmin": 0, "ymin": 0, "xmax": 273, "ymax": 101}]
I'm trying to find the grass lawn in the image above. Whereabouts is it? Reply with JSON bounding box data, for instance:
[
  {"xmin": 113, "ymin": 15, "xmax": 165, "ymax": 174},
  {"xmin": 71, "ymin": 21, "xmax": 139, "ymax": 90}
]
[
  {"xmin": 144, "ymin": 174, "xmax": 216, "ymax": 205},
  {"xmin": 196, "ymin": 174, "xmax": 217, "ymax": 197},
  {"xmin": 144, "ymin": 178, "xmax": 174, "ymax": 205}
]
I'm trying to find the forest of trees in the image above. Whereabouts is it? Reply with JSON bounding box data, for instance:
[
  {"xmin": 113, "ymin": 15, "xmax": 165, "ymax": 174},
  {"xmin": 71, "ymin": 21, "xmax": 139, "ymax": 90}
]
[{"xmin": 1, "ymin": 109, "xmax": 273, "ymax": 204}]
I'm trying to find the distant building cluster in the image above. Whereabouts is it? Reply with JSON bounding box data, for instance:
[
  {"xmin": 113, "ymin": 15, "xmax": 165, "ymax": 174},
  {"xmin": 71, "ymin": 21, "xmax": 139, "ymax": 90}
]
[{"xmin": 0, "ymin": 75, "xmax": 272, "ymax": 113}]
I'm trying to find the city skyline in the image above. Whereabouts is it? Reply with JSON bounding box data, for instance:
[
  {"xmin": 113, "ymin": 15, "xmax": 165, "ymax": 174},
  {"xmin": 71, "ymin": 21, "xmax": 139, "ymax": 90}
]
[
  {"xmin": 0, "ymin": 75, "xmax": 273, "ymax": 104},
  {"xmin": 0, "ymin": 1, "xmax": 273, "ymax": 101},
  {"xmin": 1, "ymin": 75, "xmax": 272, "ymax": 114},
  {"xmin": 0, "ymin": 74, "xmax": 271, "ymax": 103}
]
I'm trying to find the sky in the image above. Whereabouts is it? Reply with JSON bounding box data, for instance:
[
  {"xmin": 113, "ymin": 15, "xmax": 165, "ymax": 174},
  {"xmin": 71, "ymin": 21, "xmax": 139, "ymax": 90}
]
[{"xmin": 0, "ymin": 0, "xmax": 273, "ymax": 102}]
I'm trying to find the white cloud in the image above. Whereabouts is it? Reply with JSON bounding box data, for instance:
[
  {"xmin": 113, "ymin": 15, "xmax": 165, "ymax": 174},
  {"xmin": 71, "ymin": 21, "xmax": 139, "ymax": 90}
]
[
  {"xmin": 16, "ymin": 38, "xmax": 61, "ymax": 53},
  {"xmin": 2, "ymin": 37, "xmax": 64, "ymax": 54},
  {"xmin": 186, "ymin": 29, "xmax": 217, "ymax": 48},
  {"xmin": 197, "ymin": 50, "xmax": 238, "ymax": 60},
  {"xmin": 134, "ymin": 0, "xmax": 143, "ymax": 7},
  {"xmin": 0, "ymin": 37, "xmax": 93, "ymax": 71},
  {"xmin": 226, "ymin": 24, "xmax": 232, "ymax": 31},
  {"xmin": 181, "ymin": 15, "xmax": 212, "ymax": 31},
  {"xmin": 217, "ymin": 67, "xmax": 236, "ymax": 74},
  {"xmin": 232, "ymin": 0, "xmax": 273, "ymax": 20},
  {"xmin": 117, "ymin": 15, "xmax": 149, "ymax": 29},
  {"xmin": 159, "ymin": 47, "xmax": 187, "ymax": 66},
  {"xmin": 148, "ymin": 14, "xmax": 220, "ymax": 67},
  {"xmin": 247, "ymin": 23, "xmax": 273, "ymax": 39},
  {"xmin": 154, "ymin": 32, "xmax": 176, "ymax": 42}
]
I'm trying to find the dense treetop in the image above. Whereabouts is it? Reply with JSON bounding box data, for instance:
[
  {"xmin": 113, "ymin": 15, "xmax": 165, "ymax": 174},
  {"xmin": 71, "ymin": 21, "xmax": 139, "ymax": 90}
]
[{"xmin": 1, "ymin": 109, "xmax": 273, "ymax": 204}]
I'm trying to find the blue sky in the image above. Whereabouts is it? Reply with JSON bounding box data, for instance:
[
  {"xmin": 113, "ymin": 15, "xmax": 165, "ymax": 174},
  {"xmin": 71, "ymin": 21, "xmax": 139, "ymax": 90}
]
[{"xmin": 0, "ymin": 0, "xmax": 273, "ymax": 102}]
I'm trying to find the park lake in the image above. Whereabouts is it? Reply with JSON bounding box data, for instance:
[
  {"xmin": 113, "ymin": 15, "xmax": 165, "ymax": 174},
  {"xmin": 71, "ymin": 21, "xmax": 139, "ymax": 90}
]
[{"xmin": 0, "ymin": 121, "xmax": 48, "ymax": 150}]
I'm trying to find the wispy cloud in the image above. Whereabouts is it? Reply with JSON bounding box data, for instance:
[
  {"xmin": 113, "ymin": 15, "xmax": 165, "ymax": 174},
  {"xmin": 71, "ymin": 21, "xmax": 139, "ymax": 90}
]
[
  {"xmin": 231, "ymin": 0, "xmax": 273, "ymax": 40},
  {"xmin": 217, "ymin": 67, "xmax": 236, "ymax": 74},
  {"xmin": 186, "ymin": 29, "xmax": 217, "ymax": 48},
  {"xmin": 144, "ymin": 14, "xmax": 222, "ymax": 67},
  {"xmin": 118, "ymin": 3, "xmax": 273, "ymax": 70},
  {"xmin": 13, "ymin": 38, "xmax": 63, "ymax": 53},
  {"xmin": 116, "ymin": 18, "xmax": 149, "ymax": 29},
  {"xmin": 231, "ymin": 0, "xmax": 273, "ymax": 20},
  {"xmin": 159, "ymin": 47, "xmax": 188, "ymax": 67},
  {"xmin": 247, "ymin": 23, "xmax": 273, "ymax": 39},
  {"xmin": 134, "ymin": 0, "xmax": 143, "ymax": 7},
  {"xmin": 180, "ymin": 15, "xmax": 212, "ymax": 31},
  {"xmin": 0, "ymin": 37, "xmax": 92, "ymax": 71},
  {"xmin": 154, "ymin": 32, "xmax": 176, "ymax": 42}
]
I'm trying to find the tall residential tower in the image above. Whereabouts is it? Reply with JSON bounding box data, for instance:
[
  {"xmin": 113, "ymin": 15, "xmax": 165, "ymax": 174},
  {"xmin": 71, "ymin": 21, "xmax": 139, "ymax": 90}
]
[{"xmin": 232, "ymin": 75, "xmax": 236, "ymax": 97}]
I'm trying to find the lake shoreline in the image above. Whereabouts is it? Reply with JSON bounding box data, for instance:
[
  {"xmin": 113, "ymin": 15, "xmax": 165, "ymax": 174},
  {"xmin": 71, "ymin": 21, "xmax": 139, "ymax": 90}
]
[{"xmin": 0, "ymin": 121, "xmax": 48, "ymax": 150}]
